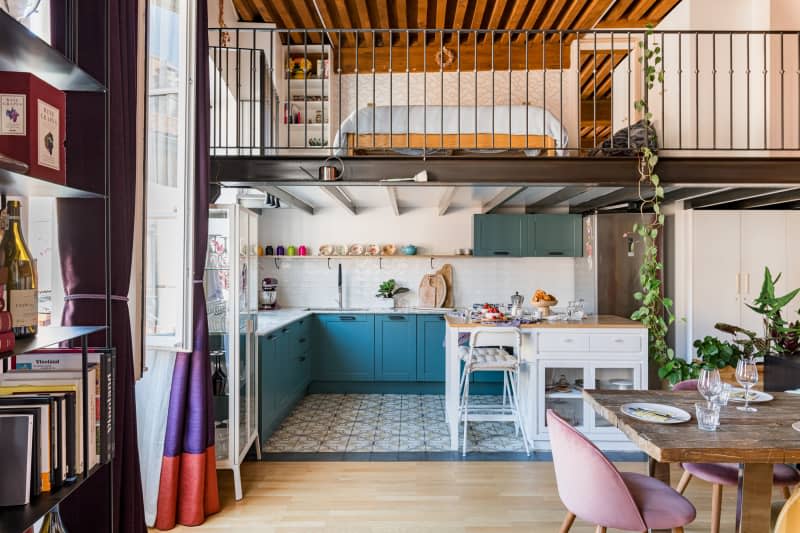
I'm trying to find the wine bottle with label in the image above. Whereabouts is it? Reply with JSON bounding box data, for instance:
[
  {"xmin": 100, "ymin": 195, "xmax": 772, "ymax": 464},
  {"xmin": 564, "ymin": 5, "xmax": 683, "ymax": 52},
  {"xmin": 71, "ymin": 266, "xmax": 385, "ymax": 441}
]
[{"xmin": 0, "ymin": 200, "xmax": 38, "ymax": 338}]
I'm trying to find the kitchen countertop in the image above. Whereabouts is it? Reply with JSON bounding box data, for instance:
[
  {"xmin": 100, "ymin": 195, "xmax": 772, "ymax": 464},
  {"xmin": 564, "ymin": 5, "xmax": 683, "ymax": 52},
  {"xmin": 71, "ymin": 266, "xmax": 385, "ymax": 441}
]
[
  {"xmin": 255, "ymin": 307, "xmax": 451, "ymax": 335},
  {"xmin": 444, "ymin": 314, "xmax": 645, "ymax": 329}
]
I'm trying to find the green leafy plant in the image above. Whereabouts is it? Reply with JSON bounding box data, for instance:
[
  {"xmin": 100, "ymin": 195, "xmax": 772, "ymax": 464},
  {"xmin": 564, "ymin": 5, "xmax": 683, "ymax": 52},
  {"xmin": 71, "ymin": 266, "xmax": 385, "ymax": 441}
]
[
  {"xmin": 745, "ymin": 267, "xmax": 800, "ymax": 356},
  {"xmin": 693, "ymin": 336, "xmax": 743, "ymax": 370},
  {"xmin": 376, "ymin": 279, "xmax": 409, "ymax": 299},
  {"xmin": 629, "ymin": 25, "xmax": 693, "ymax": 384}
]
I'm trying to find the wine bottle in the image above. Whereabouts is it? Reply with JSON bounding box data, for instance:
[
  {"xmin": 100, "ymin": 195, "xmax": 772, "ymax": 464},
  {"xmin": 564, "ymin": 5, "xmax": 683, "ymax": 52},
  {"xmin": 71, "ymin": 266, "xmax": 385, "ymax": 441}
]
[{"xmin": 1, "ymin": 200, "xmax": 38, "ymax": 338}]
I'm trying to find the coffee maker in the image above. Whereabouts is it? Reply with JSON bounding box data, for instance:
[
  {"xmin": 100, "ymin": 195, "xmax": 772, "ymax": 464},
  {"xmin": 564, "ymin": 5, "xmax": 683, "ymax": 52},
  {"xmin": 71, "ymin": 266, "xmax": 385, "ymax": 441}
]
[{"xmin": 259, "ymin": 278, "xmax": 278, "ymax": 310}]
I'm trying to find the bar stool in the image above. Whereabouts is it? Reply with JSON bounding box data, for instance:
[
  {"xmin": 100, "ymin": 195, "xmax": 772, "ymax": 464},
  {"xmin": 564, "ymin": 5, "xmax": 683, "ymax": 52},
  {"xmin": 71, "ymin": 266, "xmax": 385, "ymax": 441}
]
[{"xmin": 458, "ymin": 327, "xmax": 529, "ymax": 456}]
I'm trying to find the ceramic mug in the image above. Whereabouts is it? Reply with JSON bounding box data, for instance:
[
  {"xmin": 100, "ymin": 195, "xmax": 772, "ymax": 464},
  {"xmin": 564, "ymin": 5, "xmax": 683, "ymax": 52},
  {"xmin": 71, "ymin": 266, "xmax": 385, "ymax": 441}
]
[
  {"xmin": 265, "ymin": 245, "xmax": 274, "ymax": 256},
  {"xmin": 287, "ymin": 246, "xmax": 297, "ymax": 256},
  {"xmin": 298, "ymin": 245, "xmax": 307, "ymax": 256},
  {"xmin": 276, "ymin": 245, "xmax": 285, "ymax": 256}
]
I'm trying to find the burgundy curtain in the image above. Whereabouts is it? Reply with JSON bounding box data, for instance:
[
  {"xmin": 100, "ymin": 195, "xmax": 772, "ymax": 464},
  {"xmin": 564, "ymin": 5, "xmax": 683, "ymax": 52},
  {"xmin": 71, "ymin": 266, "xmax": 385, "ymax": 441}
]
[
  {"xmin": 52, "ymin": 0, "xmax": 146, "ymax": 532},
  {"xmin": 153, "ymin": 2, "xmax": 220, "ymax": 528}
]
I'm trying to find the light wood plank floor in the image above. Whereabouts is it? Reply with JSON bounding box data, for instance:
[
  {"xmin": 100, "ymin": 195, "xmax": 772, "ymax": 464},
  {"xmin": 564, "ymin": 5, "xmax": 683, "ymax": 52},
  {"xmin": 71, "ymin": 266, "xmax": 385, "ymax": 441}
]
[{"xmin": 161, "ymin": 461, "xmax": 785, "ymax": 532}]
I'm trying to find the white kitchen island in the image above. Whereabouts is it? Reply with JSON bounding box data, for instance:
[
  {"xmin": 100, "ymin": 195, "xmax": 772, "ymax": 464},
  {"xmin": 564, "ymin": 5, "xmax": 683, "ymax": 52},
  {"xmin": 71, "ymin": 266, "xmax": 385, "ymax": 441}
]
[{"xmin": 444, "ymin": 314, "xmax": 649, "ymax": 451}]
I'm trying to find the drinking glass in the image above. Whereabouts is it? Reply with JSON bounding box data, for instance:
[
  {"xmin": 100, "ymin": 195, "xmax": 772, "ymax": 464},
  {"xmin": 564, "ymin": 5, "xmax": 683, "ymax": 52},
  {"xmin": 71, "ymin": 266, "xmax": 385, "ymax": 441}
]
[
  {"xmin": 735, "ymin": 357, "xmax": 759, "ymax": 412},
  {"xmin": 713, "ymin": 383, "xmax": 732, "ymax": 407},
  {"xmin": 695, "ymin": 401, "xmax": 720, "ymax": 431},
  {"xmin": 697, "ymin": 367, "xmax": 723, "ymax": 402}
]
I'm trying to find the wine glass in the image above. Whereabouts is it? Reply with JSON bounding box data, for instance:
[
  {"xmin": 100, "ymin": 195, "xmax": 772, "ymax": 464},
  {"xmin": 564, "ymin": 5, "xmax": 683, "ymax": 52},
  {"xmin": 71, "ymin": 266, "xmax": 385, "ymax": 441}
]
[
  {"xmin": 697, "ymin": 367, "xmax": 723, "ymax": 403},
  {"xmin": 735, "ymin": 357, "xmax": 759, "ymax": 412}
]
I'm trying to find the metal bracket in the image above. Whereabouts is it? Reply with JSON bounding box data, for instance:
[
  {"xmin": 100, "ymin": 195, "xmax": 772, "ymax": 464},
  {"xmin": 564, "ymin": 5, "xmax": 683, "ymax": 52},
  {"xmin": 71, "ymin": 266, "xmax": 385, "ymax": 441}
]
[
  {"xmin": 379, "ymin": 257, "xmax": 383, "ymax": 270},
  {"xmin": 430, "ymin": 257, "xmax": 435, "ymax": 270},
  {"xmin": 274, "ymin": 257, "xmax": 280, "ymax": 269}
]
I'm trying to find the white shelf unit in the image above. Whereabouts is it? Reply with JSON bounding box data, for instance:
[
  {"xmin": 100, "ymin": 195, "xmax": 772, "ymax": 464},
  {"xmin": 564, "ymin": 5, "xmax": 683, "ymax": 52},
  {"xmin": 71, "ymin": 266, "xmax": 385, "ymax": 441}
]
[{"xmin": 277, "ymin": 44, "xmax": 336, "ymax": 154}]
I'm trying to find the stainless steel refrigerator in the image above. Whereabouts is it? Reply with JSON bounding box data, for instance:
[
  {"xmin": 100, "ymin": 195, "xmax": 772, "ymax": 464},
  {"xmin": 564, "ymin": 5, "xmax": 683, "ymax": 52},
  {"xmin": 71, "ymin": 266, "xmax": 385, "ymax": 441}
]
[{"xmin": 574, "ymin": 213, "xmax": 661, "ymax": 318}]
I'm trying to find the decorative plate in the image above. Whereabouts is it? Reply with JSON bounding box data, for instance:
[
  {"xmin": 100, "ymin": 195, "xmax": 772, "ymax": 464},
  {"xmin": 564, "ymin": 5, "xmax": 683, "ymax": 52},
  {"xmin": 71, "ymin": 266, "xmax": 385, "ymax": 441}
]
[
  {"xmin": 621, "ymin": 402, "xmax": 691, "ymax": 424},
  {"xmin": 349, "ymin": 244, "xmax": 364, "ymax": 256},
  {"xmin": 382, "ymin": 244, "xmax": 397, "ymax": 256},
  {"xmin": 793, "ymin": 421, "xmax": 800, "ymax": 433},
  {"xmin": 334, "ymin": 244, "xmax": 349, "ymax": 256},
  {"xmin": 319, "ymin": 244, "xmax": 333, "ymax": 256},
  {"xmin": 727, "ymin": 388, "xmax": 774, "ymax": 403},
  {"xmin": 365, "ymin": 244, "xmax": 380, "ymax": 256}
]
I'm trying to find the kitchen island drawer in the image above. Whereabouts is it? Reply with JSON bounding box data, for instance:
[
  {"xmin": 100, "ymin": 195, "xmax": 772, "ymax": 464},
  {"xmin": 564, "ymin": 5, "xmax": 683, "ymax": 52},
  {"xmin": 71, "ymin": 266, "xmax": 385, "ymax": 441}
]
[
  {"xmin": 538, "ymin": 333, "xmax": 590, "ymax": 353},
  {"xmin": 589, "ymin": 334, "xmax": 642, "ymax": 353}
]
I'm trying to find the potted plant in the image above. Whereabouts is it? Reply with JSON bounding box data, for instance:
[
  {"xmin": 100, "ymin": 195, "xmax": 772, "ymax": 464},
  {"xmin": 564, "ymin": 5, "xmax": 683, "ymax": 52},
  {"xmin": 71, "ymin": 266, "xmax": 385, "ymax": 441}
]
[
  {"xmin": 692, "ymin": 335, "xmax": 744, "ymax": 384},
  {"xmin": 375, "ymin": 279, "xmax": 409, "ymax": 309},
  {"xmin": 716, "ymin": 268, "xmax": 800, "ymax": 391}
]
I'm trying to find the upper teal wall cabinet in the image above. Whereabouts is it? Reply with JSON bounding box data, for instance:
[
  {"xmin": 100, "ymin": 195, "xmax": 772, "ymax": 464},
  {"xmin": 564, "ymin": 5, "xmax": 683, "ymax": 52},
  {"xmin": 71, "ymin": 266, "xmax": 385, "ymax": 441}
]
[
  {"xmin": 473, "ymin": 214, "xmax": 525, "ymax": 256},
  {"xmin": 525, "ymin": 214, "xmax": 582, "ymax": 257},
  {"xmin": 474, "ymin": 214, "xmax": 582, "ymax": 258}
]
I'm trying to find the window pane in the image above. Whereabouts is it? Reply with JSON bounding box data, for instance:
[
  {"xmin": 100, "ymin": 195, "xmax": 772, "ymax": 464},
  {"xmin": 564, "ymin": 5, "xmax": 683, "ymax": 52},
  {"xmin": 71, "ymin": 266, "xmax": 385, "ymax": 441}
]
[{"xmin": 144, "ymin": 0, "xmax": 195, "ymax": 350}]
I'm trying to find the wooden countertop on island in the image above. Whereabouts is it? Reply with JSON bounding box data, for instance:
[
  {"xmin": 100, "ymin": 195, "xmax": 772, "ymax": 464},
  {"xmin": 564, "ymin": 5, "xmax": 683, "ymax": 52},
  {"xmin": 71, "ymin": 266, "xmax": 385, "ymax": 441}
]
[{"xmin": 444, "ymin": 314, "xmax": 644, "ymax": 329}]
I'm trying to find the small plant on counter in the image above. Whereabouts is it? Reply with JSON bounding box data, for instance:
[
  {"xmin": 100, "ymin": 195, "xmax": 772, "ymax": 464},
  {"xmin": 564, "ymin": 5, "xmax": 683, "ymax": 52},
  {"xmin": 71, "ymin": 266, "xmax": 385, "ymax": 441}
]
[{"xmin": 376, "ymin": 279, "xmax": 409, "ymax": 299}]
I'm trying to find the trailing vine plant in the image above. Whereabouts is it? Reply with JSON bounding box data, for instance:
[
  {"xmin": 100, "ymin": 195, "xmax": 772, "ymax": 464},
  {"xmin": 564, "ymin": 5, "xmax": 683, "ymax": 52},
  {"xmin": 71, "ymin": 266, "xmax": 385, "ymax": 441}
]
[{"xmin": 629, "ymin": 26, "xmax": 696, "ymax": 385}]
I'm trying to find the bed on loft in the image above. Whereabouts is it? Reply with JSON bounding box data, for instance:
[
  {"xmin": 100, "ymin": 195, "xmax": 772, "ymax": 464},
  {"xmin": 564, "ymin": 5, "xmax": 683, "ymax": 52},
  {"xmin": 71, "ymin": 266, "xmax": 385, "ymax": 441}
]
[{"xmin": 332, "ymin": 104, "xmax": 568, "ymax": 157}]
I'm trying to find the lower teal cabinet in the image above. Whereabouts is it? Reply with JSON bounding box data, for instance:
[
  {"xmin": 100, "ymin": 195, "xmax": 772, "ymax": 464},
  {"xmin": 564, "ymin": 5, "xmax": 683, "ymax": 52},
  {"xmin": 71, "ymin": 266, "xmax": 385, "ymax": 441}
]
[
  {"xmin": 313, "ymin": 314, "xmax": 375, "ymax": 381},
  {"xmin": 258, "ymin": 331, "xmax": 280, "ymax": 439},
  {"xmin": 416, "ymin": 315, "xmax": 446, "ymax": 381},
  {"xmin": 375, "ymin": 314, "xmax": 417, "ymax": 381}
]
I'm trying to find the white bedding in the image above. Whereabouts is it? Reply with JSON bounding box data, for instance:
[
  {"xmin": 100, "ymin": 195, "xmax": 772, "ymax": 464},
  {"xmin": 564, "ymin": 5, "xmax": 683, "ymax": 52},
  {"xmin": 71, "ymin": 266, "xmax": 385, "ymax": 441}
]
[{"xmin": 333, "ymin": 104, "xmax": 568, "ymax": 156}]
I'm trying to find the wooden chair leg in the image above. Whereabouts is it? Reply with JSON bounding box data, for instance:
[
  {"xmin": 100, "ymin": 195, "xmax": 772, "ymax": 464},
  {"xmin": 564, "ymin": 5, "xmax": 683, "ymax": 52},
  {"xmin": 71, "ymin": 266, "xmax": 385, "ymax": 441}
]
[
  {"xmin": 676, "ymin": 470, "xmax": 693, "ymax": 494},
  {"xmin": 672, "ymin": 528, "xmax": 684, "ymax": 533},
  {"xmin": 711, "ymin": 484, "xmax": 723, "ymax": 533},
  {"xmin": 559, "ymin": 512, "xmax": 576, "ymax": 533},
  {"xmin": 594, "ymin": 526, "xmax": 606, "ymax": 533},
  {"xmin": 783, "ymin": 485, "xmax": 792, "ymax": 499}
]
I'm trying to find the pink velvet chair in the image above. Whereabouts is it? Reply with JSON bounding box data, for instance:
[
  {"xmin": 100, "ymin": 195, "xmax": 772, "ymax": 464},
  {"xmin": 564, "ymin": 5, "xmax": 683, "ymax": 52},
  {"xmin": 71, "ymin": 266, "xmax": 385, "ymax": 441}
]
[
  {"xmin": 672, "ymin": 379, "xmax": 800, "ymax": 533},
  {"xmin": 547, "ymin": 409, "xmax": 696, "ymax": 532}
]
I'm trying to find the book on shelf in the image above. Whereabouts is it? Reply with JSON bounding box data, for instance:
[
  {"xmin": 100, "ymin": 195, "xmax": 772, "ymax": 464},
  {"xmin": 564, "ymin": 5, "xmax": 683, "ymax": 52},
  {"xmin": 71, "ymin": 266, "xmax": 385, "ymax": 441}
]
[
  {"xmin": 0, "ymin": 364, "xmax": 98, "ymax": 474},
  {"xmin": 0, "ymin": 413, "xmax": 34, "ymax": 507},
  {"xmin": 0, "ymin": 403, "xmax": 52, "ymax": 492}
]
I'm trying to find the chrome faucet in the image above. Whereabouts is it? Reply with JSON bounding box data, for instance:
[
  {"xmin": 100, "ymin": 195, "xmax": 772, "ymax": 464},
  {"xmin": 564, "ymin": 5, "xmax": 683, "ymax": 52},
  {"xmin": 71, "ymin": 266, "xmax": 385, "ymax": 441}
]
[{"xmin": 337, "ymin": 263, "xmax": 343, "ymax": 309}]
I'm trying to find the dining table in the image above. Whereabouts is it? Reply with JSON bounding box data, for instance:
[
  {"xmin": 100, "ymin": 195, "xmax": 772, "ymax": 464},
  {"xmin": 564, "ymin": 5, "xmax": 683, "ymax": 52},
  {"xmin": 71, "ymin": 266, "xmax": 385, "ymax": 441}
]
[{"xmin": 582, "ymin": 389, "xmax": 800, "ymax": 533}]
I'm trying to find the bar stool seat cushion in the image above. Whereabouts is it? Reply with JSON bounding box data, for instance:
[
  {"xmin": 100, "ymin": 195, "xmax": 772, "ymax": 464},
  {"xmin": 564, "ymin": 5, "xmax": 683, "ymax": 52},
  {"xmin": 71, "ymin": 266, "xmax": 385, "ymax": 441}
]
[
  {"xmin": 458, "ymin": 347, "xmax": 517, "ymax": 369},
  {"xmin": 621, "ymin": 472, "xmax": 697, "ymax": 529},
  {"xmin": 681, "ymin": 462, "xmax": 800, "ymax": 487}
]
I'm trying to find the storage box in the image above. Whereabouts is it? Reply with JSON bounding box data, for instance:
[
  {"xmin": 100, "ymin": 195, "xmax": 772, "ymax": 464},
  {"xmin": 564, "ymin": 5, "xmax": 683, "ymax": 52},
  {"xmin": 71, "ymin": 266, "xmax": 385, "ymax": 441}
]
[{"xmin": 0, "ymin": 72, "xmax": 66, "ymax": 184}]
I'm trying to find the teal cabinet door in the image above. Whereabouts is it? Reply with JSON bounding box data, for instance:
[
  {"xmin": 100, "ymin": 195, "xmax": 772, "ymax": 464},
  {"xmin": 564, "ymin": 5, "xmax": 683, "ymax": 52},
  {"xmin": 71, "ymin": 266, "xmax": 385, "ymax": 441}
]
[
  {"xmin": 526, "ymin": 214, "xmax": 583, "ymax": 257},
  {"xmin": 375, "ymin": 314, "xmax": 417, "ymax": 381},
  {"xmin": 473, "ymin": 214, "xmax": 524, "ymax": 256},
  {"xmin": 258, "ymin": 332, "xmax": 279, "ymax": 439},
  {"xmin": 416, "ymin": 315, "xmax": 446, "ymax": 381},
  {"xmin": 288, "ymin": 317, "xmax": 312, "ymax": 394},
  {"xmin": 274, "ymin": 327, "xmax": 292, "ymax": 412},
  {"xmin": 314, "ymin": 314, "xmax": 375, "ymax": 381}
]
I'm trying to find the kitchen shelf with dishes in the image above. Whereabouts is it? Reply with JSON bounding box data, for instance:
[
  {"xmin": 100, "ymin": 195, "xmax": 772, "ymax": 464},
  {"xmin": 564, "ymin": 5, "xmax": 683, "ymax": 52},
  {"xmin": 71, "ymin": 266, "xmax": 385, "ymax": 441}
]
[{"xmin": 0, "ymin": 6, "xmax": 115, "ymax": 530}]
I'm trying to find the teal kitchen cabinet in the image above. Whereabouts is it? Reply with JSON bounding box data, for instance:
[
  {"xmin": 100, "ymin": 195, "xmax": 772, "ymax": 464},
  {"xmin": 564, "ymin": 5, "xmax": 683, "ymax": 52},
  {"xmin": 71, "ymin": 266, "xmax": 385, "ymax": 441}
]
[
  {"xmin": 375, "ymin": 314, "xmax": 417, "ymax": 381},
  {"xmin": 258, "ymin": 330, "xmax": 281, "ymax": 439},
  {"xmin": 288, "ymin": 317, "xmax": 312, "ymax": 396},
  {"xmin": 473, "ymin": 214, "xmax": 525, "ymax": 257},
  {"xmin": 313, "ymin": 314, "xmax": 375, "ymax": 381},
  {"xmin": 416, "ymin": 315, "xmax": 446, "ymax": 381},
  {"xmin": 526, "ymin": 214, "xmax": 583, "ymax": 257}
]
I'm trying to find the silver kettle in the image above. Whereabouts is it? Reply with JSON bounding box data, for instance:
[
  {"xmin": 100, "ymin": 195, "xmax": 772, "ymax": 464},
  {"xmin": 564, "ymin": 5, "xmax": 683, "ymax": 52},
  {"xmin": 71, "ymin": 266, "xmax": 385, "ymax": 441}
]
[{"xmin": 510, "ymin": 291, "xmax": 524, "ymax": 318}]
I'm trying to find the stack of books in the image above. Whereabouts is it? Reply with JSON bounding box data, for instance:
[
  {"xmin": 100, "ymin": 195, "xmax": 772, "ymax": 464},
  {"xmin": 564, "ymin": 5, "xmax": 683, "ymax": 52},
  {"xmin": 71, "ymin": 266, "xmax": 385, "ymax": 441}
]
[
  {"xmin": 0, "ymin": 303, "xmax": 15, "ymax": 354},
  {"xmin": 0, "ymin": 349, "xmax": 112, "ymax": 506}
]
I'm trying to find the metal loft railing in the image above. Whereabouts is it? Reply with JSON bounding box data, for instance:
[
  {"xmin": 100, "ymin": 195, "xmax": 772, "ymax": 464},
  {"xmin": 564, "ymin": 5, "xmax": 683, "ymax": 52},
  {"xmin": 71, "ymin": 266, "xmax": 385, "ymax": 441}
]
[{"xmin": 208, "ymin": 28, "xmax": 800, "ymax": 157}]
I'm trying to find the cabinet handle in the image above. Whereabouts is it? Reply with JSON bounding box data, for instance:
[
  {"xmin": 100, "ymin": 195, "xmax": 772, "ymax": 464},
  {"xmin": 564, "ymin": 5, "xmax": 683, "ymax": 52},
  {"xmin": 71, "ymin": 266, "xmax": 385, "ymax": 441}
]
[
  {"xmin": 388, "ymin": 315, "xmax": 406, "ymax": 321},
  {"xmin": 266, "ymin": 334, "xmax": 275, "ymax": 340},
  {"xmin": 744, "ymin": 273, "xmax": 750, "ymax": 294},
  {"xmin": 736, "ymin": 273, "xmax": 741, "ymax": 295},
  {"xmin": 299, "ymin": 356, "xmax": 307, "ymax": 362},
  {"xmin": 492, "ymin": 251, "xmax": 510, "ymax": 256},
  {"xmin": 439, "ymin": 315, "xmax": 445, "ymax": 321},
  {"xmin": 298, "ymin": 338, "xmax": 307, "ymax": 344},
  {"xmin": 281, "ymin": 327, "xmax": 289, "ymax": 333},
  {"xmin": 614, "ymin": 338, "xmax": 624, "ymax": 343},
  {"xmin": 547, "ymin": 251, "xmax": 564, "ymax": 256},
  {"xmin": 563, "ymin": 338, "xmax": 574, "ymax": 343},
  {"xmin": 340, "ymin": 316, "xmax": 356, "ymax": 321}
]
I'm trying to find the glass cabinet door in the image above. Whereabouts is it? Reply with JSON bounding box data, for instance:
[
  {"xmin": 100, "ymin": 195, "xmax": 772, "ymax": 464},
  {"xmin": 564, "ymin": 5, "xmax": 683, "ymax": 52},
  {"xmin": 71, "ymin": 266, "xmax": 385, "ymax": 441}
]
[
  {"xmin": 591, "ymin": 365, "xmax": 641, "ymax": 429},
  {"xmin": 539, "ymin": 362, "xmax": 586, "ymax": 434},
  {"xmin": 206, "ymin": 207, "xmax": 233, "ymax": 463}
]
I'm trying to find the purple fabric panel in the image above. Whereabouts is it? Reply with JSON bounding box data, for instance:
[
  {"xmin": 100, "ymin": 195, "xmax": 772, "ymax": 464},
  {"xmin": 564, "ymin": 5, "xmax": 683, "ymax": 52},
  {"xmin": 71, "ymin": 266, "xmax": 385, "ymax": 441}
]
[
  {"xmin": 53, "ymin": 0, "xmax": 146, "ymax": 532},
  {"xmin": 162, "ymin": 353, "xmax": 190, "ymax": 457}
]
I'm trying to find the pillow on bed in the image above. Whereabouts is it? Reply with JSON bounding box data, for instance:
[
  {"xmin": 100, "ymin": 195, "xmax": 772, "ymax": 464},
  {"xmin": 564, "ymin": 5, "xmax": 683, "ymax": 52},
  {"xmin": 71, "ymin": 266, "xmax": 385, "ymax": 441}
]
[{"xmin": 590, "ymin": 119, "xmax": 658, "ymax": 156}]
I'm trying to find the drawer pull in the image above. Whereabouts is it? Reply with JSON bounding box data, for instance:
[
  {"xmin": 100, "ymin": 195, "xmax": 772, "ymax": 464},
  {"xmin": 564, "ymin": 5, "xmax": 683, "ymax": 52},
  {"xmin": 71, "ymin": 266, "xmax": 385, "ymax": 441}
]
[
  {"xmin": 298, "ymin": 338, "xmax": 307, "ymax": 344},
  {"xmin": 614, "ymin": 338, "xmax": 625, "ymax": 343},
  {"xmin": 340, "ymin": 316, "xmax": 356, "ymax": 321},
  {"xmin": 281, "ymin": 327, "xmax": 289, "ymax": 333},
  {"xmin": 548, "ymin": 251, "xmax": 565, "ymax": 256},
  {"xmin": 299, "ymin": 356, "xmax": 307, "ymax": 362},
  {"xmin": 563, "ymin": 338, "xmax": 574, "ymax": 343},
  {"xmin": 492, "ymin": 250, "xmax": 510, "ymax": 256},
  {"xmin": 388, "ymin": 315, "xmax": 406, "ymax": 321},
  {"xmin": 266, "ymin": 334, "xmax": 275, "ymax": 340}
]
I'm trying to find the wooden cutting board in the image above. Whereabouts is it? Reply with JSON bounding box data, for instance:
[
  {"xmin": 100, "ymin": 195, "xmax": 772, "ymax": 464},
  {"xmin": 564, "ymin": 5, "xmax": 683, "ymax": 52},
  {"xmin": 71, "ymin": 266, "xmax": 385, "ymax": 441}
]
[
  {"xmin": 419, "ymin": 273, "xmax": 447, "ymax": 308},
  {"xmin": 437, "ymin": 264, "xmax": 454, "ymax": 307}
]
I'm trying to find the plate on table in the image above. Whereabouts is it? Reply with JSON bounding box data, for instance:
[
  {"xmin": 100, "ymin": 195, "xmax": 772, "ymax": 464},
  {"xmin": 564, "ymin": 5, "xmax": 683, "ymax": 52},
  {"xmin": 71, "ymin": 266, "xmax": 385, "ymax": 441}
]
[
  {"xmin": 793, "ymin": 421, "xmax": 800, "ymax": 433},
  {"xmin": 621, "ymin": 403, "xmax": 691, "ymax": 424},
  {"xmin": 727, "ymin": 388, "xmax": 774, "ymax": 403},
  {"xmin": 785, "ymin": 388, "xmax": 800, "ymax": 395}
]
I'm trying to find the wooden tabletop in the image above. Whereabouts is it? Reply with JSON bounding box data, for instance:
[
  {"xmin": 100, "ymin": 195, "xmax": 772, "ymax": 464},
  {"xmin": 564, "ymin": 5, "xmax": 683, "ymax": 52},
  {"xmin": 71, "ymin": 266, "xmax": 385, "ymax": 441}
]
[
  {"xmin": 444, "ymin": 314, "xmax": 644, "ymax": 329},
  {"xmin": 583, "ymin": 389, "xmax": 800, "ymax": 463}
]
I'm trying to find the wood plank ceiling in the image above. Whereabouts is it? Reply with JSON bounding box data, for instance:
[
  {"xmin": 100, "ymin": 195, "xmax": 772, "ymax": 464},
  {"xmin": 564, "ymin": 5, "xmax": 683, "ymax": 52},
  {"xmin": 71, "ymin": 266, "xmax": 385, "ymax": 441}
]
[{"xmin": 230, "ymin": 0, "xmax": 682, "ymax": 145}]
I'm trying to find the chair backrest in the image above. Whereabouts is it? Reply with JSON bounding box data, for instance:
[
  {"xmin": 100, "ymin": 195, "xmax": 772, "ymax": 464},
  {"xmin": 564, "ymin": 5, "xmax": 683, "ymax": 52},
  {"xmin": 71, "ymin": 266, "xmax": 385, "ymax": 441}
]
[
  {"xmin": 672, "ymin": 379, "xmax": 698, "ymax": 392},
  {"xmin": 469, "ymin": 327, "xmax": 521, "ymax": 350},
  {"xmin": 775, "ymin": 487, "xmax": 800, "ymax": 533},
  {"xmin": 546, "ymin": 410, "xmax": 647, "ymax": 531}
]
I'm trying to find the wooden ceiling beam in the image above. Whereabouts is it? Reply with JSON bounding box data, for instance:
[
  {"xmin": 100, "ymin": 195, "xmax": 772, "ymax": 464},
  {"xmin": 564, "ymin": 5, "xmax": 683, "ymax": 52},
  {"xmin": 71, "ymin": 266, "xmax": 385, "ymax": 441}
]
[
  {"xmin": 482, "ymin": 1, "xmax": 508, "ymax": 43},
  {"xmin": 526, "ymin": 186, "xmax": 591, "ymax": 211},
  {"xmin": 336, "ymin": 41, "xmax": 571, "ymax": 72},
  {"xmin": 312, "ymin": 0, "xmax": 340, "ymax": 47},
  {"xmin": 661, "ymin": 187, "xmax": 730, "ymax": 203},
  {"xmin": 320, "ymin": 185, "xmax": 357, "ymax": 214},
  {"xmin": 394, "ymin": 0, "xmax": 408, "ymax": 29},
  {"xmin": 436, "ymin": 0, "xmax": 448, "ymax": 29},
  {"xmin": 256, "ymin": 186, "xmax": 315, "ymax": 214},
  {"xmin": 628, "ymin": 0, "xmax": 661, "ymax": 21},
  {"xmin": 569, "ymin": 187, "xmax": 637, "ymax": 212},
  {"xmin": 331, "ymin": 0, "xmax": 356, "ymax": 46},
  {"xmin": 292, "ymin": 2, "xmax": 321, "ymax": 43},
  {"xmin": 231, "ymin": 0, "xmax": 258, "ymax": 21},
  {"xmin": 437, "ymin": 186, "xmax": 457, "ymax": 216},
  {"xmin": 469, "ymin": 0, "xmax": 490, "ymax": 42},
  {"xmin": 386, "ymin": 186, "xmax": 400, "ymax": 215},
  {"xmin": 482, "ymin": 187, "xmax": 526, "ymax": 213},
  {"xmin": 449, "ymin": 0, "xmax": 470, "ymax": 43},
  {"xmin": 685, "ymin": 187, "xmax": 793, "ymax": 209},
  {"xmin": 264, "ymin": 1, "xmax": 302, "ymax": 43},
  {"xmin": 352, "ymin": 0, "xmax": 374, "ymax": 47},
  {"xmin": 513, "ymin": 0, "xmax": 549, "ymax": 43},
  {"xmin": 713, "ymin": 188, "xmax": 800, "ymax": 210},
  {"xmin": 602, "ymin": 0, "xmax": 637, "ymax": 23}
]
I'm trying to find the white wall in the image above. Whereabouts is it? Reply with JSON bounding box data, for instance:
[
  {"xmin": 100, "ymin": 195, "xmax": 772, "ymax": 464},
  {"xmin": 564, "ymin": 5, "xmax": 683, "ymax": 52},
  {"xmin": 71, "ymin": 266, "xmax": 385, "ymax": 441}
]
[{"xmin": 257, "ymin": 207, "xmax": 576, "ymax": 309}]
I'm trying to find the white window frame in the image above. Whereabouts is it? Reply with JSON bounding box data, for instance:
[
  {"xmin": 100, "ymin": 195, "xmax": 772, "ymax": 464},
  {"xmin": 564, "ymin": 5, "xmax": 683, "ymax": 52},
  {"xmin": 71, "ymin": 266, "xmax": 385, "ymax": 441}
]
[{"xmin": 143, "ymin": 0, "xmax": 196, "ymax": 352}]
